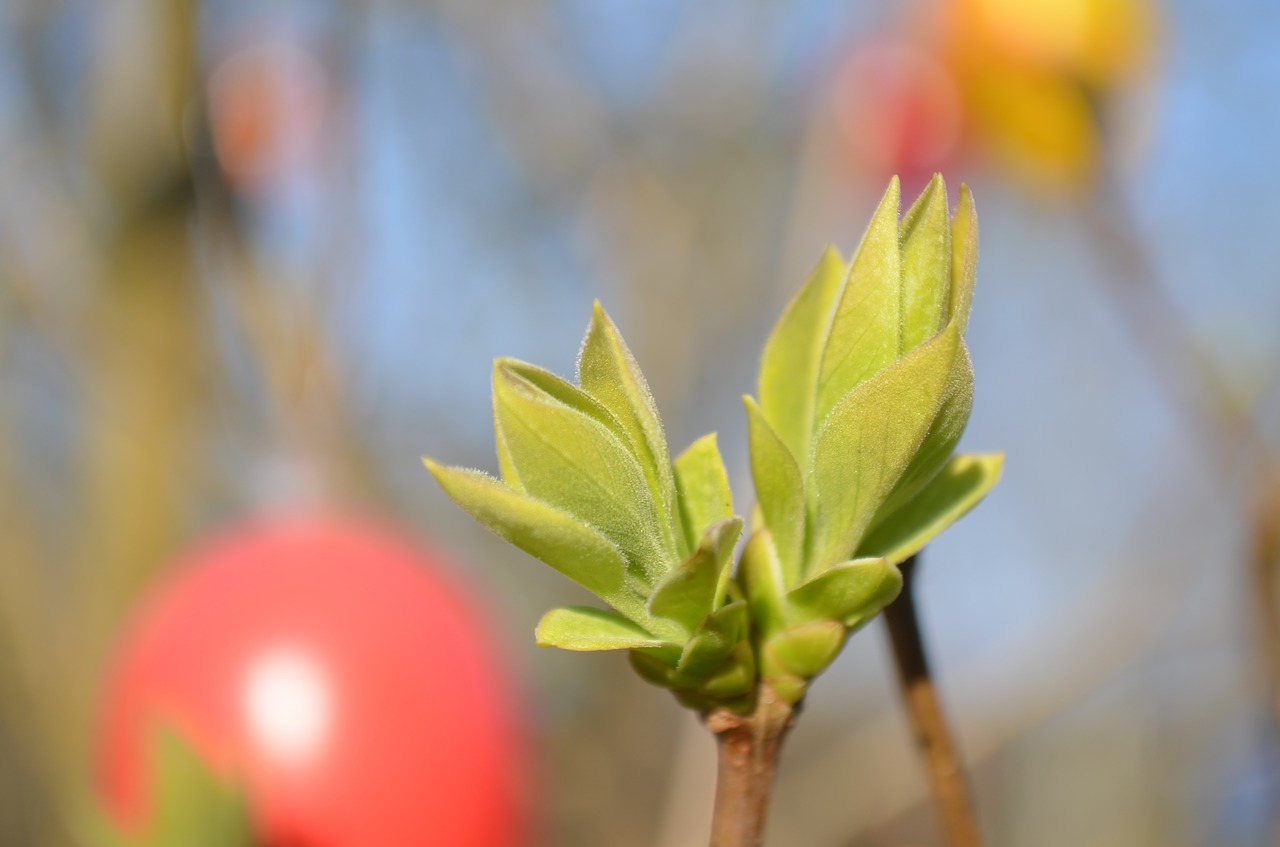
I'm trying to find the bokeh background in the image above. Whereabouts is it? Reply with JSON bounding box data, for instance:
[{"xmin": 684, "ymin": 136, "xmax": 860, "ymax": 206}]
[{"xmin": 2, "ymin": 0, "xmax": 1280, "ymax": 844}]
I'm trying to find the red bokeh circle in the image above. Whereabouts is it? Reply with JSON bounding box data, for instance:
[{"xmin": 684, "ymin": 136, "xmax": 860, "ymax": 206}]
[{"xmin": 96, "ymin": 513, "xmax": 529, "ymax": 847}]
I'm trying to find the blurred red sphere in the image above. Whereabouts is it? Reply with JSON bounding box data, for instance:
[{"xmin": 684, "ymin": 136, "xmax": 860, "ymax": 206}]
[
  {"xmin": 833, "ymin": 39, "xmax": 965, "ymax": 193},
  {"xmin": 96, "ymin": 514, "xmax": 529, "ymax": 847},
  {"xmin": 207, "ymin": 38, "xmax": 328, "ymax": 194}
]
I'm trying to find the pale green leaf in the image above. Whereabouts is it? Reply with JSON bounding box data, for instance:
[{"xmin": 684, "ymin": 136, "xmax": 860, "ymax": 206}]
[
  {"xmin": 860, "ymin": 453, "xmax": 1004, "ymax": 563},
  {"xmin": 745, "ymin": 397, "xmax": 806, "ymax": 585},
  {"xmin": 757, "ymin": 246, "xmax": 846, "ymax": 463},
  {"xmin": 738, "ymin": 529, "xmax": 790, "ymax": 634},
  {"xmin": 763, "ymin": 620, "xmax": 846, "ymax": 679},
  {"xmin": 648, "ymin": 517, "xmax": 742, "ymax": 631},
  {"xmin": 698, "ymin": 646, "xmax": 755, "ymax": 699},
  {"xmin": 815, "ymin": 177, "xmax": 904, "ymax": 424},
  {"xmin": 949, "ymin": 184, "xmax": 978, "ymax": 334},
  {"xmin": 493, "ymin": 360, "xmax": 675, "ymax": 580},
  {"xmin": 497, "ymin": 358, "xmax": 646, "ymax": 490},
  {"xmin": 676, "ymin": 600, "xmax": 748, "ymax": 677},
  {"xmin": 872, "ymin": 345, "xmax": 975, "ymax": 521},
  {"xmin": 425, "ymin": 461, "xmax": 644, "ymax": 619},
  {"xmin": 494, "ymin": 408, "xmax": 523, "ymax": 491},
  {"xmin": 899, "ymin": 174, "xmax": 952, "ymax": 352},
  {"xmin": 499, "ymin": 358, "xmax": 629, "ymax": 440},
  {"xmin": 810, "ymin": 323, "xmax": 960, "ymax": 571},
  {"xmin": 578, "ymin": 302, "xmax": 679, "ymax": 541},
  {"xmin": 536, "ymin": 606, "xmax": 673, "ymax": 651},
  {"xmin": 672, "ymin": 433, "xmax": 734, "ymax": 555},
  {"xmin": 787, "ymin": 558, "xmax": 902, "ymax": 627}
]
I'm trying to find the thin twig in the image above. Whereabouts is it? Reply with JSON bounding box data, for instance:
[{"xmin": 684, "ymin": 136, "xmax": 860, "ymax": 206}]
[
  {"xmin": 704, "ymin": 687, "xmax": 796, "ymax": 847},
  {"xmin": 883, "ymin": 554, "xmax": 982, "ymax": 847}
]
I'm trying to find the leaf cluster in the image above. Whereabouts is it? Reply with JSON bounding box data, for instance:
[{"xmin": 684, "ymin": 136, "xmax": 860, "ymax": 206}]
[
  {"xmin": 426, "ymin": 175, "xmax": 1002, "ymax": 712},
  {"xmin": 743, "ymin": 175, "xmax": 1002, "ymax": 700},
  {"xmin": 427, "ymin": 304, "xmax": 753, "ymax": 710}
]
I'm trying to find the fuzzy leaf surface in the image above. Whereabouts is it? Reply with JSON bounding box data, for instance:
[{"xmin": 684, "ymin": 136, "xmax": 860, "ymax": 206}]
[
  {"xmin": 860, "ymin": 453, "xmax": 1004, "ymax": 564},
  {"xmin": 425, "ymin": 461, "xmax": 643, "ymax": 618},
  {"xmin": 757, "ymin": 246, "xmax": 846, "ymax": 463},
  {"xmin": 676, "ymin": 600, "xmax": 749, "ymax": 677},
  {"xmin": 744, "ymin": 397, "xmax": 806, "ymax": 585},
  {"xmin": 672, "ymin": 434, "xmax": 734, "ymax": 556},
  {"xmin": 738, "ymin": 529, "xmax": 790, "ymax": 634},
  {"xmin": 949, "ymin": 184, "xmax": 978, "ymax": 334},
  {"xmin": 787, "ymin": 558, "xmax": 902, "ymax": 627},
  {"xmin": 810, "ymin": 322, "xmax": 960, "ymax": 571},
  {"xmin": 764, "ymin": 621, "xmax": 846, "ymax": 679},
  {"xmin": 648, "ymin": 517, "xmax": 743, "ymax": 632},
  {"xmin": 899, "ymin": 175, "xmax": 952, "ymax": 352},
  {"xmin": 815, "ymin": 178, "xmax": 904, "ymax": 424},
  {"xmin": 578, "ymin": 302, "xmax": 679, "ymax": 541},
  {"xmin": 494, "ymin": 360, "xmax": 673, "ymax": 580},
  {"xmin": 874, "ymin": 343, "xmax": 975, "ymax": 520},
  {"xmin": 536, "ymin": 606, "xmax": 675, "ymax": 651}
]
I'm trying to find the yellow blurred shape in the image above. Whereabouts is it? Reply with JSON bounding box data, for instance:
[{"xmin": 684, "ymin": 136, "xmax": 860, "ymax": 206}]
[
  {"xmin": 966, "ymin": 68, "xmax": 1098, "ymax": 191},
  {"xmin": 962, "ymin": 0, "xmax": 1154, "ymax": 81},
  {"xmin": 940, "ymin": 0, "xmax": 1157, "ymax": 190},
  {"xmin": 976, "ymin": 0, "xmax": 1092, "ymax": 70}
]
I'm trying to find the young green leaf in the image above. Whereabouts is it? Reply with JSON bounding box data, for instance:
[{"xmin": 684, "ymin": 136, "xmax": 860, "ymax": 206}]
[
  {"xmin": 494, "ymin": 408, "xmax": 523, "ymax": 490},
  {"xmin": 500, "ymin": 358, "xmax": 629, "ymax": 440},
  {"xmin": 810, "ymin": 323, "xmax": 961, "ymax": 571},
  {"xmin": 871, "ymin": 346, "xmax": 975, "ymax": 521},
  {"xmin": 676, "ymin": 600, "xmax": 748, "ymax": 676},
  {"xmin": 815, "ymin": 178, "xmax": 904, "ymax": 424},
  {"xmin": 536, "ymin": 606, "xmax": 677, "ymax": 651},
  {"xmin": 738, "ymin": 529, "xmax": 791, "ymax": 635},
  {"xmin": 578, "ymin": 302, "xmax": 679, "ymax": 534},
  {"xmin": 744, "ymin": 397, "xmax": 806, "ymax": 585},
  {"xmin": 757, "ymin": 246, "xmax": 847, "ymax": 462},
  {"xmin": 763, "ymin": 620, "xmax": 846, "ymax": 679},
  {"xmin": 648, "ymin": 517, "xmax": 743, "ymax": 632},
  {"xmin": 787, "ymin": 558, "xmax": 902, "ymax": 626},
  {"xmin": 424, "ymin": 461, "xmax": 641, "ymax": 616},
  {"xmin": 697, "ymin": 644, "xmax": 756, "ymax": 699},
  {"xmin": 899, "ymin": 174, "xmax": 952, "ymax": 352},
  {"xmin": 949, "ymin": 184, "xmax": 979, "ymax": 334},
  {"xmin": 859, "ymin": 453, "xmax": 1004, "ymax": 563},
  {"xmin": 672, "ymin": 433, "xmax": 734, "ymax": 555},
  {"xmin": 494, "ymin": 360, "xmax": 674, "ymax": 579}
]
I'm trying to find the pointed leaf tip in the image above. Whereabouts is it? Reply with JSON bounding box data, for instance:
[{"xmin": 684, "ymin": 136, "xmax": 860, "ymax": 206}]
[
  {"xmin": 815, "ymin": 177, "xmax": 905, "ymax": 422},
  {"xmin": 577, "ymin": 301, "xmax": 680, "ymax": 560},
  {"xmin": 859, "ymin": 452, "xmax": 1003, "ymax": 563}
]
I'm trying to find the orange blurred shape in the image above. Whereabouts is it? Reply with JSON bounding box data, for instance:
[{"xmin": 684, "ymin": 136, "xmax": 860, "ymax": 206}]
[
  {"xmin": 833, "ymin": 39, "xmax": 965, "ymax": 193},
  {"xmin": 937, "ymin": 0, "xmax": 1157, "ymax": 191},
  {"xmin": 208, "ymin": 38, "xmax": 328, "ymax": 194}
]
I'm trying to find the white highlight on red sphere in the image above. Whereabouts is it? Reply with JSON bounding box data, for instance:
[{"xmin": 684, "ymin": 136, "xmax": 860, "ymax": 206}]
[{"xmin": 243, "ymin": 646, "xmax": 333, "ymax": 764}]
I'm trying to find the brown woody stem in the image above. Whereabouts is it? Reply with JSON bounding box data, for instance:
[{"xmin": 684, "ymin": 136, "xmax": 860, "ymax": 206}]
[
  {"xmin": 884, "ymin": 555, "xmax": 982, "ymax": 847},
  {"xmin": 704, "ymin": 686, "xmax": 796, "ymax": 847}
]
